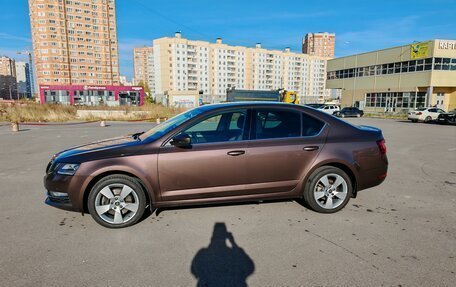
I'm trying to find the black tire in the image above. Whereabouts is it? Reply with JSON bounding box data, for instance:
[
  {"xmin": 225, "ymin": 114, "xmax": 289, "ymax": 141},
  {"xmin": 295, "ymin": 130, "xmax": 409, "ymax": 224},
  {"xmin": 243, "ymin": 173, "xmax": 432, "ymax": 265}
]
[
  {"xmin": 88, "ymin": 175, "xmax": 147, "ymax": 228},
  {"xmin": 303, "ymin": 166, "xmax": 352, "ymax": 213},
  {"xmin": 424, "ymin": 116, "xmax": 432, "ymax": 123},
  {"xmin": 411, "ymin": 119, "xmax": 418, "ymax": 123}
]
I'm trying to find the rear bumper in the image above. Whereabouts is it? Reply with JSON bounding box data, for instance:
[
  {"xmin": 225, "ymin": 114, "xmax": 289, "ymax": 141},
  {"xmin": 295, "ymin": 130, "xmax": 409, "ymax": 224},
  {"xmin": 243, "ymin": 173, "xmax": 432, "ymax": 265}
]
[{"xmin": 356, "ymin": 152, "xmax": 388, "ymax": 191}]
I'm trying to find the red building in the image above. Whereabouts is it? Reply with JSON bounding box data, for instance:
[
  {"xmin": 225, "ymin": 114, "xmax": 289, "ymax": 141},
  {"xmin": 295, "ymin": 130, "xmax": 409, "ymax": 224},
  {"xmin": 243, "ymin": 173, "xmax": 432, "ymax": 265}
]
[{"xmin": 39, "ymin": 85, "xmax": 145, "ymax": 106}]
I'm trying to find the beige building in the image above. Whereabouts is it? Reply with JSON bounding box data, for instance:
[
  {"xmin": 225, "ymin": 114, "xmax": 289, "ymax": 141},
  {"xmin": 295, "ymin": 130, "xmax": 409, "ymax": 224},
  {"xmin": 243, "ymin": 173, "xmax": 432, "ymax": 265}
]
[
  {"xmin": 28, "ymin": 0, "xmax": 120, "ymax": 86},
  {"xmin": 302, "ymin": 32, "xmax": 335, "ymax": 58},
  {"xmin": 327, "ymin": 39, "xmax": 456, "ymax": 112},
  {"xmin": 133, "ymin": 46, "xmax": 154, "ymax": 90},
  {"xmin": 151, "ymin": 32, "xmax": 328, "ymax": 104},
  {"xmin": 0, "ymin": 56, "xmax": 18, "ymax": 99}
]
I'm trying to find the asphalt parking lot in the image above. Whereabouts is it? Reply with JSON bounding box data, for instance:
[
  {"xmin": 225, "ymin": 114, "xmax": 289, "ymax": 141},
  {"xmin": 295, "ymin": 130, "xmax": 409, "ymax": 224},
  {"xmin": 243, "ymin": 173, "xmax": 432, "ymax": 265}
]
[{"xmin": 0, "ymin": 118, "xmax": 455, "ymax": 287}]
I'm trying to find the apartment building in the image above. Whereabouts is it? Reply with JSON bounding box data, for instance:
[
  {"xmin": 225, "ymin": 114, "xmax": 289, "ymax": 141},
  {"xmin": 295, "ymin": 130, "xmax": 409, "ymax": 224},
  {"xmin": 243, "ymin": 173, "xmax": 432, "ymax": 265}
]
[
  {"xmin": 15, "ymin": 61, "xmax": 32, "ymax": 98},
  {"xmin": 133, "ymin": 46, "xmax": 154, "ymax": 92},
  {"xmin": 152, "ymin": 33, "xmax": 328, "ymax": 104},
  {"xmin": 28, "ymin": 0, "xmax": 120, "ymax": 86},
  {"xmin": 302, "ymin": 32, "xmax": 335, "ymax": 58},
  {"xmin": 0, "ymin": 56, "xmax": 18, "ymax": 100}
]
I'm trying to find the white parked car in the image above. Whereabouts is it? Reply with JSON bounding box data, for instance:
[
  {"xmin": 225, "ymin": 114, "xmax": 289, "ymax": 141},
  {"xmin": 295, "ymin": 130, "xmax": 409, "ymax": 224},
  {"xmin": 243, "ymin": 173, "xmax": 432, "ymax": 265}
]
[
  {"xmin": 317, "ymin": 104, "xmax": 340, "ymax": 115},
  {"xmin": 408, "ymin": 107, "xmax": 446, "ymax": 123}
]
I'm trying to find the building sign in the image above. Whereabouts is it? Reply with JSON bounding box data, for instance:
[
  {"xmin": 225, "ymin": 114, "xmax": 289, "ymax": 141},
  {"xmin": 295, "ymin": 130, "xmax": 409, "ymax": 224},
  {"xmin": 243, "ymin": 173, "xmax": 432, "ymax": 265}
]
[
  {"xmin": 438, "ymin": 40, "xmax": 456, "ymax": 50},
  {"xmin": 410, "ymin": 42, "xmax": 429, "ymax": 59},
  {"xmin": 86, "ymin": 86, "xmax": 107, "ymax": 90},
  {"xmin": 170, "ymin": 95, "xmax": 198, "ymax": 108}
]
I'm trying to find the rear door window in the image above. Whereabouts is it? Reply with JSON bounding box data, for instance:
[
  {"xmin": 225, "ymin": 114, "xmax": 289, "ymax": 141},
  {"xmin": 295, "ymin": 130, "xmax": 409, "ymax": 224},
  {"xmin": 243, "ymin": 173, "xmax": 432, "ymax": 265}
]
[
  {"xmin": 302, "ymin": 113, "xmax": 325, "ymax": 136},
  {"xmin": 254, "ymin": 109, "xmax": 301, "ymax": 140}
]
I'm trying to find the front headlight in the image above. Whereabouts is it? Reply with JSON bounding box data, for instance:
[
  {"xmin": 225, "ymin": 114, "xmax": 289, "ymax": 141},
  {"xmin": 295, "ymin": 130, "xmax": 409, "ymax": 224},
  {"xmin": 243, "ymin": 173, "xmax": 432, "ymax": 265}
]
[{"xmin": 57, "ymin": 163, "xmax": 80, "ymax": 176}]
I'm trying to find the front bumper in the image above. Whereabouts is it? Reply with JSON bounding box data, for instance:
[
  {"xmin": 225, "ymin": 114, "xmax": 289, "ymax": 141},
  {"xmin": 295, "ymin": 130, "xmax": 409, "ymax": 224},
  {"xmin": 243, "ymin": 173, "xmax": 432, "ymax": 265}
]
[
  {"xmin": 43, "ymin": 172, "xmax": 85, "ymax": 212},
  {"xmin": 45, "ymin": 191, "xmax": 77, "ymax": 211}
]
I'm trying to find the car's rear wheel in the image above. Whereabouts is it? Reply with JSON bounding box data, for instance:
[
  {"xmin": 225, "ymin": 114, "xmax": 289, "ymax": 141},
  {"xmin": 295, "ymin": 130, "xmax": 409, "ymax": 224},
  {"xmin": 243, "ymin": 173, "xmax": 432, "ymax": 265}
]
[
  {"xmin": 303, "ymin": 166, "xmax": 352, "ymax": 213},
  {"xmin": 88, "ymin": 175, "xmax": 146, "ymax": 228},
  {"xmin": 341, "ymin": 114, "xmax": 345, "ymax": 118},
  {"xmin": 411, "ymin": 119, "xmax": 418, "ymax": 123},
  {"xmin": 356, "ymin": 113, "xmax": 361, "ymax": 118},
  {"xmin": 424, "ymin": 116, "xmax": 432, "ymax": 123}
]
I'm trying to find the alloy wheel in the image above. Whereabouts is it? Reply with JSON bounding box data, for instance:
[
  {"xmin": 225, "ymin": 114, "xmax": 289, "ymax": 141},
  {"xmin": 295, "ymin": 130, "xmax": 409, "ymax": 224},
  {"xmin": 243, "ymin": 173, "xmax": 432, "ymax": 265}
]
[
  {"xmin": 94, "ymin": 183, "xmax": 140, "ymax": 225},
  {"xmin": 313, "ymin": 173, "xmax": 348, "ymax": 210}
]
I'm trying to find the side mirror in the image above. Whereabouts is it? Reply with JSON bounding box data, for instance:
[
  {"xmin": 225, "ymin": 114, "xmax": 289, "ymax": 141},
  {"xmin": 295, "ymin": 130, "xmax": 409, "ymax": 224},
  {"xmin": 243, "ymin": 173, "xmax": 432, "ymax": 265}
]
[{"xmin": 170, "ymin": 133, "xmax": 191, "ymax": 148}]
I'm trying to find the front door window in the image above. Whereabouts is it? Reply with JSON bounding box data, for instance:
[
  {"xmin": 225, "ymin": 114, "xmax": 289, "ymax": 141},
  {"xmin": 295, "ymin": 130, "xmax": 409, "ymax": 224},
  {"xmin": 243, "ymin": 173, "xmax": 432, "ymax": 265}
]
[{"xmin": 180, "ymin": 110, "xmax": 247, "ymax": 144}]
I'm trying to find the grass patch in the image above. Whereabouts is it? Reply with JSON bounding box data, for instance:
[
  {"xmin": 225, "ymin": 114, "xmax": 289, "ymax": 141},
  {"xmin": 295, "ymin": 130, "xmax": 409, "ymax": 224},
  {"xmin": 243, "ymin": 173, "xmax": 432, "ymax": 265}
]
[
  {"xmin": 0, "ymin": 101, "xmax": 183, "ymax": 122},
  {"xmin": 1, "ymin": 102, "xmax": 77, "ymax": 122}
]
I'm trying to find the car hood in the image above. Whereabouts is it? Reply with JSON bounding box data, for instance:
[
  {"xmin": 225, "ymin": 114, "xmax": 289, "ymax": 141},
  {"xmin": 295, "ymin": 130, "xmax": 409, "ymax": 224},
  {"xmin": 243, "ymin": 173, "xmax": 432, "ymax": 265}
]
[{"xmin": 54, "ymin": 136, "xmax": 144, "ymax": 163}]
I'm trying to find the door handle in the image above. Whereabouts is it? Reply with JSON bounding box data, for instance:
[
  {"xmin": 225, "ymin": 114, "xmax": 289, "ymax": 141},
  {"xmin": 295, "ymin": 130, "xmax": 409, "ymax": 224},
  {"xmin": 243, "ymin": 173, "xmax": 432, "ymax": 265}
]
[
  {"xmin": 227, "ymin": 150, "xmax": 246, "ymax": 156},
  {"xmin": 303, "ymin": 146, "xmax": 319, "ymax": 151}
]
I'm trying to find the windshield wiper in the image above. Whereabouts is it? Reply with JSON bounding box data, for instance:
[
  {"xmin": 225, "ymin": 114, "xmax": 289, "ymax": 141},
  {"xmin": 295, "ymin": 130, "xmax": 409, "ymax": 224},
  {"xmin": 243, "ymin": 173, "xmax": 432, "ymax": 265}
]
[{"xmin": 131, "ymin": 131, "xmax": 145, "ymax": 141}]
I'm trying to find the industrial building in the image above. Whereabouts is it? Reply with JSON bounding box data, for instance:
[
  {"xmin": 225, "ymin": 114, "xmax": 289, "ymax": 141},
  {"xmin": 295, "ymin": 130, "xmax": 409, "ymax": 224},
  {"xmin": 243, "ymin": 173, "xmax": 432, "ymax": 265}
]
[{"xmin": 326, "ymin": 39, "xmax": 456, "ymax": 112}]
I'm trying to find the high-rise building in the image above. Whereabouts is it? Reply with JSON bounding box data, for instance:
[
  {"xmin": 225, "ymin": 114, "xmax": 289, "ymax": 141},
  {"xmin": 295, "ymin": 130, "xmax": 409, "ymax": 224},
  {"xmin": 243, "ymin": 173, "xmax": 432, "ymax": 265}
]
[
  {"xmin": 302, "ymin": 32, "xmax": 335, "ymax": 58},
  {"xmin": 0, "ymin": 56, "xmax": 18, "ymax": 100},
  {"xmin": 133, "ymin": 46, "xmax": 154, "ymax": 93},
  {"xmin": 28, "ymin": 0, "xmax": 120, "ymax": 86},
  {"xmin": 151, "ymin": 33, "xmax": 328, "ymax": 104},
  {"xmin": 15, "ymin": 61, "xmax": 32, "ymax": 98}
]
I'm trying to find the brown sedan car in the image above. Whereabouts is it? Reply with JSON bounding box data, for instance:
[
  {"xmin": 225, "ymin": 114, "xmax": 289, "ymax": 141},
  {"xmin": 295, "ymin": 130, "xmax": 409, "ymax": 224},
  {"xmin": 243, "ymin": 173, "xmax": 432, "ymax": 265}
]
[{"xmin": 44, "ymin": 102, "xmax": 388, "ymax": 228}]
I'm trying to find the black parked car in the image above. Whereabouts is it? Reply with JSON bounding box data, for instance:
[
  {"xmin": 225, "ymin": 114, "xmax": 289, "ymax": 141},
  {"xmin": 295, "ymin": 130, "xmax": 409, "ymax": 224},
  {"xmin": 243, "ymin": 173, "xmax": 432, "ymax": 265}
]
[
  {"xmin": 437, "ymin": 109, "xmax": 456, "ymax": 125},
  {"xmin": 333, "ymin": 107, "xmax": 364, "ymax": 118}
]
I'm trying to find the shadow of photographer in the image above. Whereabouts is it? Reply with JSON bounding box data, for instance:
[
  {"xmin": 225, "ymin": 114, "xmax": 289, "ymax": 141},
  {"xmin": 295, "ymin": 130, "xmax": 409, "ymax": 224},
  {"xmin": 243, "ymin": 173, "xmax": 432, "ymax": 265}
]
[{"xmin": 191, "ymin": 222, "xmax": 255, "ymax": 287}]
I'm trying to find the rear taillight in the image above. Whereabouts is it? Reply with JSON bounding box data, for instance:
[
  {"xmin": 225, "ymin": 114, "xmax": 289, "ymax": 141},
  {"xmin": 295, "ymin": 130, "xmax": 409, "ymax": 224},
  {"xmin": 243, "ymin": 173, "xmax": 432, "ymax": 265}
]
[
  {"xmin": 416, "ymin": 112, "xmax": 422, "ymax": 115},
  {"xmin": 377, "ymin": 139, "xmax": 387, "ymax": 155}
]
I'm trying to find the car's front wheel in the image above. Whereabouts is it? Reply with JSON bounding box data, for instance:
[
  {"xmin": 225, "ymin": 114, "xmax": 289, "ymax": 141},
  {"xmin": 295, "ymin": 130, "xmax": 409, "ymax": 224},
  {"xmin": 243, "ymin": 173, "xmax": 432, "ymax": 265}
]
[
  {"xmin": 303, "ymin": 166, "xmax": 352, "ymax": 213},
  {"xmin": 88, "ymin": 175, "xmax": 147, "ymax": 228}
]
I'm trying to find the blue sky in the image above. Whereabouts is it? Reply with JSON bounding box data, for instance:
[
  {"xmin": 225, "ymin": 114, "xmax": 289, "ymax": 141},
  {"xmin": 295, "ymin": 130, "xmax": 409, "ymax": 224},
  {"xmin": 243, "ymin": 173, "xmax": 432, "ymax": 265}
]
[{"xmin": 0, "ymin": 0, "xmax": 455, "ymax": 79}]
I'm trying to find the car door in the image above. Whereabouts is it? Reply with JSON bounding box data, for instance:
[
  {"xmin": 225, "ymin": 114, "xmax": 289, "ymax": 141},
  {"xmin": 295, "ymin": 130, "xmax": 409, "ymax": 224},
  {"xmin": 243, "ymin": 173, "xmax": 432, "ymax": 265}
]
[
  {"xmin": 427, "ymin": 108, "xmax": 438, "ymax": 120},
  {"xmin": 243, "ymin": 108, "xmax": 327, "ymax": 195},
  {"xmin": 157, "ymin": 109, "xmax": 250, "ymax": 201}
]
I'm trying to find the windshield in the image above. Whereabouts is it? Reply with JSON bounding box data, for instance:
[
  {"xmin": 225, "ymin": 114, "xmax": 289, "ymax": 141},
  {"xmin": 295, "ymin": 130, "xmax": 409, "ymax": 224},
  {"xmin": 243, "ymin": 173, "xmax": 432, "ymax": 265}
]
[{"xmin": 139, "ymin": 107, "xmax": 205, "ymax": 141}]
